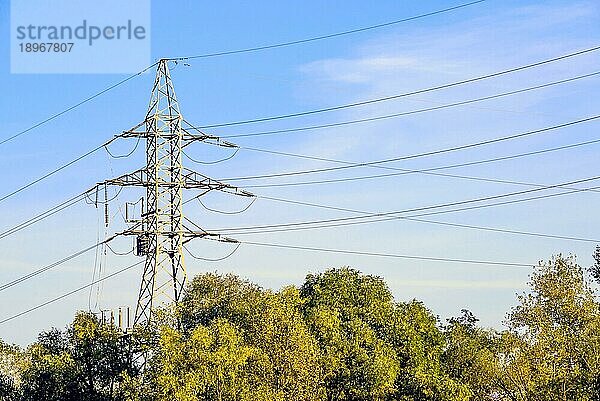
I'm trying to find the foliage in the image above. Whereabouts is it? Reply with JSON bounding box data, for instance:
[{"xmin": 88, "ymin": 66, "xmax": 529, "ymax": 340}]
[
  {"xmin": 164, "ymin": 273, "xmax": 323, "ymax": 401},
  {"xmin": 590, "ymin": 245, "xmax": 600, "ymax": 284},
  {"xmin": 0, "ymin": 340, "xmax": 20, "ymax": 400},
  {"xmin": 496, "ymin": 255, "xmax": 600, "ymax": 401},
  {"xmin": 442, "ymin": 310, "xmax": 500, "ymax": 400},
  {"xmin": 151, "ymin": 319, "xmax": 258, "ymax": 401},
  {"xmin": 15, "ymin": 312, "xmax": 138, "ymax": 401},
  {"xmin": 300, "ymin": 267, "xmax": 468, "ymax": 400},
  {"xmin": 4, "ymin": 256, "xmax": 600, "ymax": 401}
]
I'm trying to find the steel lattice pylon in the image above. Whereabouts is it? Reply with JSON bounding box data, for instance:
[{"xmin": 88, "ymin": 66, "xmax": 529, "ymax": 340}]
[
  {"xmin": 99, "ymin": 59, "xmax": 253, "ymax": 327},
  {"xmin": 135, "ymin": 60, "xmax": 186, "ymax": 324}
]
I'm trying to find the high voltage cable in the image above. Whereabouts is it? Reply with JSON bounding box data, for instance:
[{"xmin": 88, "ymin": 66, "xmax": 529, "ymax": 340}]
[
  {"xmin": 232, "ymin": 138, "xmax": 600, "ymax": 190},
  {"xmin": 2, "ymin": 175, "xmax": 592, "ymax": 308},
  {"xmin": 0, "ymin": 260, "xmax": 143, "ymax": 325},
  {"xmin": 238, "ymin": 137, "xmax": 600, "ymax": 173},
  {"xmin": 197, "ymin": 46, "xmax": 600, "ymax": 129},
  {"xmin": 0, "ymin": 192, "xmax": 87, "ymax": 241},
  {"xmin": 0, "ymin": 64, "xmax": 158, "ymax": 147},
  {"xmin": 0, "ymin": 185, "xmax": 122, "ymax": 243},
  {"xmin": 3, "ymin": 240, "xmax": 541, "ymax": 325},
  {"xmin": 0, "ymin": 58, "xmax": 594, "ymax": 256},
  {"xmin": 4, "ymin": 136, "xmax": 598, "ymax": 245},
  {"xmin": 217, "ymin": 184, "xmax": 600, "ymax": 235},
  {"xmin": 3, "ymin": 47, "xmax": 598, "ymax": 203},
  {"xmin": 239, "ymin": 241, "xmax": 534, "ymax": 268},
  {"xmin": 222, "ymin": 114, "xmax": 600, "ymax": 182},
  {"xmin": 184, "ymin": 243, "xmax": 242, "ymax": 262},
  {"xmin": 405, "ymin": 184, "xmax": 600, "ymax": 220},
  {"xmin": 212, "ymin": 176, "xmax": 600, "ymax": 233},
  {"xmin": 4, "ymin": 153, "xmax": 598, "ymax": 316},
  {"xmin": 3, "ymin": 136, "xmax": 600, "ymax": 244},
  {"xmin": 4, "ymin": 69, "xmax": 598, "ymax": 204},
  {"xmin": 0, "ymin": 235, "xmax": 117, "ymax": 293},
  {"xmin": 0, "ymin": 1, "xmax": 484, "ymax": 148},
  {"xmin": 0, "ymin": 140, "xmax": 114, "ymax": 205},
  {"xmin": 239, "ymin": 154, "xmax": 600, "ymax": 190},
  {"xmin": 167, "ymin": 1, "xmax": 487, "ymax": 61},
  {"xmin": 216, "ymin": 71, "xmax": 600, "ymax": 139},
  {"xmin": 0, "ymin": 239, "xmax": 533, "ymax": 324},
  {"xmin": 255, "ymin": 195, "xmax": 600, "ymax": 243}
]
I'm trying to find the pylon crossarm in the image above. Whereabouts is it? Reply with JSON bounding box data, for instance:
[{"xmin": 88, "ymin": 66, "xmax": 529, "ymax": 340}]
[
  {"xmin": 203, "ymin": 235, "xmax": 239, "ymax": 244},
  {"xmin": 181, "ymin": 131, "xmax": 238, "ymax": 149},
  {"xmin": 182, "ymin": 168, "xmax": 254, "ymax": 196},
  {"xmin": 182, "ymin": 233, "xmax": 239, "ymax": 245},
  {"xmin": 180, "ymin": 219, "xmax": 239, "ymax": 244},
  {"xmin": 117, "ymin": 128, "xmax": 237, "ymax": 150},
  {"xmin": 217, "ymin": 187, "xmax": 255, "ymax": 197},
  {"xmin": 101, "ymin": 169, "xmax": 253, "ymax": 195},
  {"xmin": 114, "ymin": 121, "xmax": 147, "ymax": 139},
  {"xmin": 118, "ymin": 223, "xmax": 226, "ymax": 242},
  {"xmin": 180, "ymin": 118, "xmax": 239, "ymax": 148},
  {"xmin": 103, "ymin": 169, "xmax": 146, "ymax": 187}
]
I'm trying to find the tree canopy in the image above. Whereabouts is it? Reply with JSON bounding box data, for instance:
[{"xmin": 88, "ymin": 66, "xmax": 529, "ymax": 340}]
[{"xmin": 2, "ymin": 254, "xmax": 600, "ymax": 400}]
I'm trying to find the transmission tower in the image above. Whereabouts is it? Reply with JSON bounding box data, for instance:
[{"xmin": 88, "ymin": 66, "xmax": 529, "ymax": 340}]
[{"xmin": 100, "ymin": 59, "xmax": 252, "ymax": 326}]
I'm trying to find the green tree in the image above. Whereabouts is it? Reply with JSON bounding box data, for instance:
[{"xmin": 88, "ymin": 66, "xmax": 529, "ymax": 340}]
[
  {"xmin": 0, "ymin": 339, "xmax": 21, "ymax": 401},
  {"xmin": 245, "ymin": 287, "xmax": 324, "ymax": 400},
  {"xmin": 19, "ymin": 328, "xmax": 80, "ymax": 401},
  {"xmin": 498, "ymin": 255, "xmax": 600, "ymax": 400},
  {"xmin": 300, "ymin": 267, "xmax": 468, "ymax": 401},
  {"xmin": 386, "ymin": 300, "xmax": 469, "ymax": 400},
  {"xmin": 18, "ymin": 312, "xmax": 138, "ymax": 401},
  {"xmin": 169, "ymin": 273, "xmax": 324, "ymax": 400},
  {"xmin": 589, "ymin": 245, "xmax": 600, "ymax": 284},
  {"xmin": 442, "ymin": 310, "xmax": 501, "ymax": 400},
  {"xmin": 150, "ymin": 319, "xmax": 264, "ymax": 401},
  {"xmin": 180, "ymin": 273, "xmax": 263, "ymax": 330}
]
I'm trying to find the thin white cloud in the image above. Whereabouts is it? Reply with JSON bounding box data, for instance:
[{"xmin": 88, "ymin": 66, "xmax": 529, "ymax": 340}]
[{"xmin": 299, "ymin": 1, "xmax": 599, "ymax": 88}]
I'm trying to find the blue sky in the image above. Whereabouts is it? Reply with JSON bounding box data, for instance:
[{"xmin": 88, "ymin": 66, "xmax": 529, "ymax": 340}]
[{"xmin": 1, "ymin": 0, "xmax": 600, "ymax": 345}]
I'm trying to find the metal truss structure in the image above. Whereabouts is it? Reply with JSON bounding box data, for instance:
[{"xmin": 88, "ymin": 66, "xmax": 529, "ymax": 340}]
[{"xmin": 100, "ymin": 59, "xmax": 252, "ymax": 326}]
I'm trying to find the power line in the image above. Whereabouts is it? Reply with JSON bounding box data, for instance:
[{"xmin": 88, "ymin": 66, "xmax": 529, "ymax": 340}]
[
  {"xmin": 0, "ymin": 140, "xmax": 114, "ymax": 205},
  {"xmin": 196, "ymin": 46, "xmax": 600, "ymax": 129},
  {"xmin": 0, "ymin": 185, "xmax": 126, "ymax": 244},
  {"xmin": 0, "ymin": 63, "xmax": 158, "ymax": 147},
  {"xmin": 3, "ymin": 232, "xmax": 542, "ymax": 325},
  {"xmin": 238, "ymin": 137, "xmax": 600, "ymax": 174},
  {"xmin": 4, "ymin": 124, "xmax": 597, "ymax": 248},
  {"xmin": 212, "ymin": 176, "xmax": 600, "ymax": 233},
  {"xmin": 168, "ymin": 1, "xmax": 487, "ymax": 61},
  {"xmin": 7, "ymin": 72, "xmax": 600, "ymax": 206},
  {"xmin": 104, "ymin": 136, "xmax": 142, "ymax": 159},
  {"xmin": 0, "ymin": 192, "xmax": 88, "ymax": 241},
  {"xmin": 5, "ymin": 46, "xmax": 598, "ymax": 211},
  {"xmin": 232, "ymin": 138, "xmax": 600, "ymax": 190},
  {"xmin": 1, "ymin": 1, "xmax": 486, "ymax": 148},
  {"xmin": 0, "ymin": 260, "xmax": 143, "ymax": 325},
  {"xmin": 184, "ymin": 243, "xmax": 242, "ymax": 261},
  {"xmin": 183, "ymin": 148, "xmax": 240, "ymax": 165},
  {"xmin": 218, "ymin": 183, "xmax": 600, "ymax": 235},
  {"xmin": 238, "ymin": 240, "xmax": 533, "ymax": 268},
  {"xmin": 218, "ymin": 70, "xmax": 600, "ymax": 139},
  {"xmin": 240, "ymin": 160, "xmax": 600, "ymax": 190},
  {"xmin": 198, "ymin": 197, "xmax": 257, "ymax": 215},
  {"xmin": 222, "ymin": 114, "xmax": 600, "ymax": 181},
  {"xmin": 256, "ymin": 195, "xmax": 600, "ymax": 243},
  {"xmin": 0, "ymin": 235, "xmax": 117, "ymax": 293}
]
